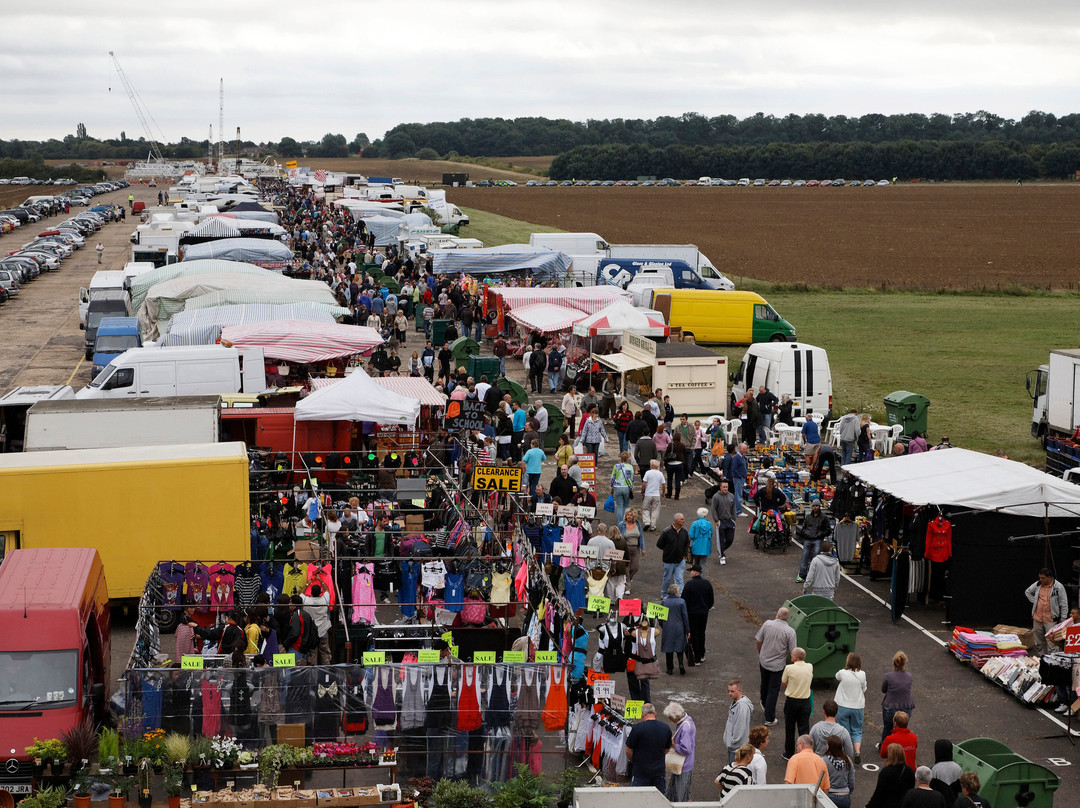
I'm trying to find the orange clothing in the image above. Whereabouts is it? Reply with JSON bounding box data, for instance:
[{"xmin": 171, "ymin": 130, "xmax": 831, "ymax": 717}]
[
  {"xmin": 784, "ymin": 749, "xmax": 830, "ymax": 788},
  {"xmin": 881, "ymin": 727, "xmax": 918, "ymax": 770}
]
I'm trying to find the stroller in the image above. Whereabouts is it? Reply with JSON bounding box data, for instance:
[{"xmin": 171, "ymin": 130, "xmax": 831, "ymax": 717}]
[{"xmin": 752, "ymin": 508, "xmax": 793, "ymax": 553}]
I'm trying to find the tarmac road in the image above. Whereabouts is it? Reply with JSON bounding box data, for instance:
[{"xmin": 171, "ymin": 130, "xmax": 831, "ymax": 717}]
[{"xmin": 4, "ymin": 183, "xmax": 1076, "ymax": 803}]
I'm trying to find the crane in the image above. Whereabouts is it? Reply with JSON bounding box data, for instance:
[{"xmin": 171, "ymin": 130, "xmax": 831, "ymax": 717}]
[{"xmin": 108, "ymin": 51, "xmax": 167, "ymax": 162}]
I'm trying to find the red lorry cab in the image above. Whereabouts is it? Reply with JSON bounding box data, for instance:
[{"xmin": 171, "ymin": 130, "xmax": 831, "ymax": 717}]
[{"xmin": 0, "ymin": 548, "xmax": 110, "ymax": 785}]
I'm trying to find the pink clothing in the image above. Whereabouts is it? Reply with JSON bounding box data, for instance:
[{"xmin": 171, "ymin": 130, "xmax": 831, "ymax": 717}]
[
  {"xmin": 560, "ymin": 526, "xmax": 582, "ymax": 568},
  {"xmin": 351, "ymin": 563, "xmax": 376, "ymax": 624}
]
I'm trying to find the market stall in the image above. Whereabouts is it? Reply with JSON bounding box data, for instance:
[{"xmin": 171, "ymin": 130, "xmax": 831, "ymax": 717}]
[
  {"xmin": 843, "ymin": 448, "xmax": 1080, "ymax": 625},
  {"xmin": 160, "ymin": 304, "xmax": 339, "ymax": 347},
  {"xmin": 432, "ymin": 245, "xmax": 572, "ymax": 285}
]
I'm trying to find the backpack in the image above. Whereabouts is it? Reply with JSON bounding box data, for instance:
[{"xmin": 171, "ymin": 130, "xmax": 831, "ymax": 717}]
[{"xmin": 297, "ymin": 612, "xmax": 319, "ymax": 654}]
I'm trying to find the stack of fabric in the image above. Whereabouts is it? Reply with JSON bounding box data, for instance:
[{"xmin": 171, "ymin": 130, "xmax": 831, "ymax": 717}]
[{"xmin": 949, "ymin": 628, "xmax": 1028, "ymax": 668}]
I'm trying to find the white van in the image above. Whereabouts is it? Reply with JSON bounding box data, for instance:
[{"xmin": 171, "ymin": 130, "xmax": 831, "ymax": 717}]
[
  {"xmin": 730, "ymin": 342, "xmax": 832, "ymax": 421},
  {"xmin": 76, "ymin": 346, "xmax": 266, "ymax": 400},
  {"xmin": 79, "ymin": 270, "xmax": 127, "ymax": 326}
]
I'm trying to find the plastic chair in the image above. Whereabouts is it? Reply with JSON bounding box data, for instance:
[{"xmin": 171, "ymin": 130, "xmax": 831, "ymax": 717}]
[
  {"xmin": 824, "ymin": 420, "xmax": 840, "ymax": 447},
  {"xmin": 723, "ymin": 418, "xmax": 742, "ymax": 446},
  {"xmin": 809, "ymin": 412, "xmax": 825, "ymax": 425}
]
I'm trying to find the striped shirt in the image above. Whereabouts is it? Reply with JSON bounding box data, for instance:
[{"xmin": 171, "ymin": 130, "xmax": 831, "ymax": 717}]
[{"xmin": 716, "ymin": 763, "xmax": 753, "ymax": 795}]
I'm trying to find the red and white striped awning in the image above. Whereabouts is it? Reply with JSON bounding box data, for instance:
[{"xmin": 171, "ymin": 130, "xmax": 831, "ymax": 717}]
[
  {"xmin": 219, "ymin": 320, "xmax": 383, "ymax": 362},
  {"xmin": 491, "ymin": 286, "xmax": 628, "ymax": 316},
  {"xmin": 309, "ymin": 375, "xmax": 447, "ymax": 407},
  {"xmin": 571, "ymin": 300, "xmax": 670, "ymax": 337},
  {"xmin": 507, "ymin": 303, "xmax": 587, "ymax": 334}
]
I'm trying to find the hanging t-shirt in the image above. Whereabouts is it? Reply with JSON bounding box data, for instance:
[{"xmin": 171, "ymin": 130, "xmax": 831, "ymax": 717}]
[
  {"xmin": 444, "ymin": 572, "xmax": 465, "ymax": 612},
  {"xmin": 925, "ymin": 516, "xmax": 953, "ymax": 562},
  {"xmin": 352, "ymin": 563, "xmax": 376, "ymax": 624},
  {"xmin": 258, "ymin": 562, "xmax": 284, "ymax": 602},
  {"xmin": 185, "ymin": 562, "xmax": 211, "ymax": 612},
  {"xmin": 158, "ymin": 562, "xmax": 185, "ymax": 610},
  {"xmin": 562, "ymin": 568, "xmax": 587, "ymax": 613},
  {"xmin": 283, "ymin": 562, "xmax": 308, "ymax": 597},
  {"xmin": 209, "ymin": 571, "xmax": 235, "ymax": 612},
  {"xmin": 399, "ymin": 561, "xmax": 419, "ymax": 618},
  {"xmin": 421, "ymin": 560, "xmax": 448, "ymax": 590},
  {"xmin": 234, "ymin": 564, "xmax": 261, "ymax": 606}
]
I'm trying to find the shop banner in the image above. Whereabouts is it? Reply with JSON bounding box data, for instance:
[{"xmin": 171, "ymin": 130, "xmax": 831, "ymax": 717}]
[
  {"xmin": 446, "ymin": 399, "xmax": 486, "ymax": 432},
  {"xmin": 618, "ymin": 599, "xmax": 642, "ymax": 616},
  {"xmin": 472, "ymin": 465, "xmax": 523, "ymax": 491},
  {"xmin": 646, "ymin": 602, "xmax": 669, "ymax": 620},
  {"xmin": 578, "ymin": 453, "xmax": 596, "ymax": 486},
  {"xmin": 1066, "ymin": 626, "xmax": 1080, "ymax": 653}
]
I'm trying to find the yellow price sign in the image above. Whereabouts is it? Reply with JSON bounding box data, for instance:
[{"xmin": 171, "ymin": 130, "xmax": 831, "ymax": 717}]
[
  {"xmin": 363, "ymin": 651, "xmax": 386, "ymax": 666},
  {"xmin": 646, "ymin": 602, "xmax": 670, "ymax": 621},
  {"xmin": 441, "ymin": 631, "xmax": 454, "ymax": 643},
  {"xmin": 449, "ymin": 645, "xmax": 459, "ymax": 658},
  {"xmin": 502, "ymin": 651, "xmax": 526, "ymax": 663},
  {"xmin": 273, "ymin": 653, "xmax": 296, "ymax": 668},
  {"xmin": 417, "ymin": 649, "xmax": 441, "ymax": 663},
  {"xmin": 624, "ymin": 700, "xmax": 644, "ymax": 719},
  {"xmin": 535, "ymin": 650, "xmax": 558, "ymax": 663},
  {"xmin": 588, "ymin": 596, "xmax": 612, "ymax": 613},
  {"xmin": 473, "ymin": 651, "xmax": 496, "ymax": 664},
  {"xmin": 472, "ymin": 465, "xmax": 523, "ymax": 492},
  {"xmin": 180, "ymin": 656, "xmax": 204, "ymax": 670}
]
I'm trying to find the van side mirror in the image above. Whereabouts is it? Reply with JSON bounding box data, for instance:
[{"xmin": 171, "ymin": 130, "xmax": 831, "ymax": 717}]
[
  {"xmin": 79, "ymin": 322, "xmax": 86, "ymax": 330},
  {"xmin": 729, "ymin": 372, "xmax": 735, "ymax": 382}
]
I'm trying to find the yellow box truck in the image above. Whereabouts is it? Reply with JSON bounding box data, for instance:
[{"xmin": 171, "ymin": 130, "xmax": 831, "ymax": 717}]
[
  {"xmin": 650, "ymin": 289, "xmax": 796, "ymax": 345},
  {"xmin": 0, "ymin": 443, "xmax": 250, "ymax": 601}
]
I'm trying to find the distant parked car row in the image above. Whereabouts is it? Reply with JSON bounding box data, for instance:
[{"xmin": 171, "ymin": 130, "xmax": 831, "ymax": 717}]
[
  {"xmin": 0, "ymin": 177, "xmax": 78, "ymax": 186},
  {"xmin": 513, "ymin": 177, "xmax": 893, "ymax": 188}
]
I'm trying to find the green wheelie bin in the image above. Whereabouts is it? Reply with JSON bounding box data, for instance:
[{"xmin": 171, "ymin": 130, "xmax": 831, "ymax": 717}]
[
  {"xmin": 783, "ymin": 594, "xmax": 860, "ymax": 679},
  {"xmin": 952, "ymin": 738, "xmax": 1060, "ymax": 808}
]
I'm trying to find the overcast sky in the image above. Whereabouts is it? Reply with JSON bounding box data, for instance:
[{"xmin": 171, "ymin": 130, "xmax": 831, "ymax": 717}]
[{"xmin": 3, "ymin": 1, "xmax": 1079, "ymax": 145}]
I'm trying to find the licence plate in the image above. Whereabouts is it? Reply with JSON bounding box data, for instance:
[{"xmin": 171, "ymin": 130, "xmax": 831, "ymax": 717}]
[{"xmin": 4, "ymin": 785, "xmax": 32, "ymax": 794}]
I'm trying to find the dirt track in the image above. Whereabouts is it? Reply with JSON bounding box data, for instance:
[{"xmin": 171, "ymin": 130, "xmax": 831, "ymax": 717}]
[{"xmin": 451, "ymin": 184, "xmax": 1080, "ymax": 290}]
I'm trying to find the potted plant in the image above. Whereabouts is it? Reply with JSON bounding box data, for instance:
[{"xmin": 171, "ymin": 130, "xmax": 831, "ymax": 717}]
[
  {"xmin": 164, "ymin": 763, "xmax": 185, "ymax": 808},
  {"xmin": 555, "ymin": 767, "xmax": 581, "ymax": 808},
  {"xmin": 136, "ymin": 758, "xmax": 153, "ymax": 808},
  {"xmin": 98, "ymin": 728, "xmax": 120, "ymax": 774},
  {"xmin": 162, "ymin": 733, "xmax": 190, "ymax": 768},
  {"xmin": 189, "ymin": 736, "xmax": 213, "ymax": 769},
  {"xmin": 62, "ymin": 719, "xmax": 99, "ymax": 775},
  {"xmin": 406, "ymin": 777, "xmax": 436, "ymax": 808},
  {"xmin": 209, "ymin": 736, "xmax": 242, "ymax": 769},
  {"xmin": 108, "ymin": 775, "xmax": 136, "ymax": 808},
  {"xmin": 238, "ymin": 750, "xmax": 258, "ymax": 771},
  {"xmin": 25, "ymin": 738, "xmax": 67, "ymax": 776},
  {"xmin": 71, "ymin": 771, "xmax": 98, "ymax": 808}
]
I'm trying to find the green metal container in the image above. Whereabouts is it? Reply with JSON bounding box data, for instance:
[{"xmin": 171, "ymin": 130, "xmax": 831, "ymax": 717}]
[
  {"xmin": 543, "ymin": 404, "xmax": 565, "ymax": 450},
  {"xmin": 952, "ymin": 738, "xmax": 1060, "ymax": 808},
  {"xmin": 783, "ymin": 594, "xmax": 860, "ymax": 679},
  {"xmin": 451, "ymin": 336, "xmax": 480, "ymax": 362},
  {"xmin": 431, "ymin": 319, "xmax": 452, "ymax": 346},
  {"xmin": 883, "ymin": 390, "xmax": 930, "ymax": 439},
  {"xmin": 414, "ymin": 305, "xmax": 426, "ymax": 332},
  {"xmin": 467, "ymin": 355, "xmax": 501, "ymax": 380}
]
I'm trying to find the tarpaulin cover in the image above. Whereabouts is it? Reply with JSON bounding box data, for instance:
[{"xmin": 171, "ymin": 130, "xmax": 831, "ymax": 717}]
[
  {"xmin": 571, "ymin": 300, "xmax": 670, "ymax": 337},
  {"xmin": 296, "ymin": 367, "xmax": 420, "ymax": 426},
  {"xmin": 184, "ymin": 218, "xmax": 242, "ymax": 239},
  {"xmin": 507, "ymin": 303, "xmax": 586, "ymax": 334},
  {"xmin": 431, "ymin": 245, "xmax": 572, "ymax": 284},
  {"xmin": 219, "ymin": 320, "xmax": 383, "ymax": 362},
  {"xmin": 180, "ymin": 238, "xmax": 293, "ymax": 267},
  {"xmin": 160, "ymin": 304, "xmax": 338, "ymax": 347},
  {"xmin": 182, "ymin": 288, "xmax": 348, "ymax": 317},
  {"xmin": 131, "ymin": 259, "xmax": 271, "ymax": 311},
  {"xmin": 205, "ymin": 210, "xmax": 278, "ymax": 224},
  {"xmin": 842, "ymin": 447, "xmax": 1080, "ymax": 518},
  {"xmin": 362, "ymin": 215, "xmax": 408, "ymax": 246}
]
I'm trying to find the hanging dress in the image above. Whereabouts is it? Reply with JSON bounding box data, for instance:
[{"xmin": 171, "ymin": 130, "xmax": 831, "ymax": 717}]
[
  {"xmin": 562, "ymin": 566, "xmax": 587, "ymax": 613},
  {"xmin": 514, "ymin": 667, "xmax": 542, "ymax": 733},
  {"xmin": 456, "ymin": 665, "xmax": 482, "ymax": 731},
  {"xmin": 399, "ymin": 561, "xmax": 419, "ymax": 618},
  {"xmin": 541, "ymin": 666, "xmax": 569, "ymax": 731},
  {"xmin": 371, "ymin": 667, "xmax": 397, "ymax": 730},
  {"xmin": 398, "ymin": 666, "xmax": 427, "ymax": 778},
  {"xmin": 444, "ymin": 571, "xmax": 465, "ymax": 612},
  {"xmin": 352, "ymin": 563, "xmax": 377, "ymax": 624}
]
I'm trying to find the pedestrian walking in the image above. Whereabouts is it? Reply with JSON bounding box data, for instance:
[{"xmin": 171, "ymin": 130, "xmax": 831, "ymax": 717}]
[
  {"xmin": 660, "ymin": 584, "xmax": 690, "ymax": 675},
  {"xmin": 880, "ymin": 651, "xmax": 915, "ymax": 748},
  {"xmin": 682, "ymin": 565, "xmax": 713, "ymax": 665},
  {"xmin": 781, "ymin": 647, "xmax": 814, "ymax": 759},
  {"xmin": 664, "ymin": 702, "xmax": 696, "ymax": 802},
  {"xmin": 756, "ymin": 606, "xmax": 797, "ymax": 726},
  {"xmin": 688, "ymin": 507, "xmax": 713, "ymax": 570},
  {"xmin": 656, "ymin": 513, "xmax": 689, "ymax": 599},
  {"xmin": 709, "ymin": 479, "xmax": 736, "ymax": 564},
  {"xmin": 96, "ymin": 242, "xmax": 104, "ymax": 263},
  {"xmin": 834, "ymin": 652, "xmax": 867, "ymax": 763},
  {"xmin": 723, "ymin": 679, "xmax": 754, "ymax": 763}
]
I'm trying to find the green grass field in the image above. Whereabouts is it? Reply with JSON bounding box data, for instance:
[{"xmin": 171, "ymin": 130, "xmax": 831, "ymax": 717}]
[{"xmin": 461, "ymin": 205, "xmax": 1067, "ymax": 465}]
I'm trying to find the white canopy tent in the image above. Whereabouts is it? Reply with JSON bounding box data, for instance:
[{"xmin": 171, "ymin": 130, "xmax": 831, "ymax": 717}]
[
  {"xmin": 571, "ymin": 300, "xmax": 669, "ymax": 337},
  {"xmin": 842, "ymin": 447, "xmax": 1080, "ymax": 519},
  {"xmin": 295, "ymin": 367, "xmax": 420, "ymax": 427}
]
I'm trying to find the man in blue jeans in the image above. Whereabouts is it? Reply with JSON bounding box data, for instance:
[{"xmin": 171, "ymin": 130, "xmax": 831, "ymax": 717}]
[
  {"xmin": 837, "ymin": 409, "xmax": 859, "ymax": 465},
  {"xmin": 625, "ymin": 703, "xmax": 672, "ymax": 791},
  {"xmin": 796, "ymin": 500, "xmax": 832, "ymax": 583},
  {"xmin": 656, "ymin": 513, "xmax": 689, "ymax": 599},
  {"xmin": 547, "ymin": 345, "xmax": 564, "ymax": 393},
  {"xmin": 522, "ymin": 439, "xmax": 545, "ymax": 499},
  {"xmin": 731, "ymin": 443, "xmax": 749, "ymax": 516}
]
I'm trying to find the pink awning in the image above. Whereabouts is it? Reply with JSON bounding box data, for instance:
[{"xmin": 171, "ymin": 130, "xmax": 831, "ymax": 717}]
[
  {"xmin": 220, "ymin": 320, "xmax": 383, "ymax": 362},
  {"xmin": 309, "ymin": 375, "xmax": 447, "ymax": 407},
  {"xmin": 492, "ymin": 287, "xmax": 628, "ymax": 316},
  {"xmin": 507, "ymin": 303, "xmax": 587, "ymax": 334}
]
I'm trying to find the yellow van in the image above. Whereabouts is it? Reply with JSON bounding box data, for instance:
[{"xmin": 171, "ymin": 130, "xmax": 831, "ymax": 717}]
[{"xmin": 650, "ymin": 289, "xmax": 797, "ymax": 344}]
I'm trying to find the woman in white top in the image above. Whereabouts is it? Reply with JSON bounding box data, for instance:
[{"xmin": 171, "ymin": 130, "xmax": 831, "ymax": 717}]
[
  {"xmin": 834, "ymin": 651, "xmax": 868, "ymax": 763},
  {"xmin": 747, "ymin": 724, "xmax": 770, "ymax": 784}
]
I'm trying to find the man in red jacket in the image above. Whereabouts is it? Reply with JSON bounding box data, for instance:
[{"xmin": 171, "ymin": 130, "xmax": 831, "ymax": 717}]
[{"xmin": 880, "ymin": 711, "xmax": 918, "ymax": 769}]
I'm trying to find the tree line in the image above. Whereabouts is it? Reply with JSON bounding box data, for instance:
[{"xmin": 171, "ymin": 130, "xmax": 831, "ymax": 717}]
[
  {"xmin": 360, "ymin": 110, "xmax": 1080, "ymax": 159},
  {"xmin": 548, "ymin": 140, "xmax": 1080, "ymax": 181}
]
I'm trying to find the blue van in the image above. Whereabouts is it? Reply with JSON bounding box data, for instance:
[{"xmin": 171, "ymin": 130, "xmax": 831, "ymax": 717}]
[{"xmin": 91, "ymin": 317, "xmax": 141, "ymax": 379}]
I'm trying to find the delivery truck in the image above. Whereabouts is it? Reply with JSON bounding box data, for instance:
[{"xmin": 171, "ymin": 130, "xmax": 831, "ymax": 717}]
[
  {"xmin": 76, "ymin": 345, "xmax": 266, "ymax": 400},
  {"xmin": 528, "ymin": 232, "xmax": 735, "ymax": 290},
  {"xmin": 1026, "ymin": 349, "xmax": 1080, "ymax": 475},
  {"xmin": 0, "ymin": 443, "xmax": 250, "ymax": 606},
  {"xmin": 649, "ymin": 289, "xmax": 797, "ymax": 345},
  {"xmin": 0, "ymin": 385, "xmax": 75, "ymax": 453},
  {"xmin": 0, "ymin": 548, "xmax": 110, "ymax": 793},
  {"xmin": 24, "ymin": 396, "xmax": 222, "ymax": 451}
]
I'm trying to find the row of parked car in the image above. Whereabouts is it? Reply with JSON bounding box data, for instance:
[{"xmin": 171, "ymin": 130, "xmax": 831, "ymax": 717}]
[
  {"xmin": 0, "ymin": 206, "xmax": 117, "ymax": 304},
  {"xmin": 0, "ymin": 177, "xmax": 79, "ymax": 186},
  {"xmin": 521, "ymin": 177, "xmax": 893, "ymax": 187}
]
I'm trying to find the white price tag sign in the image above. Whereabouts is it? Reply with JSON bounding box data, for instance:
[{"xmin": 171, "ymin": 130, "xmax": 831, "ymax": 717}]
[
  {"xmin": 552, "ymin": 541, "xmax": 572, "ymax": 556},
  {"xmin": 609, "ymin": 694, "xmax": 626, "ymax": 712},
  {"xmin": 604, "ymin": 548, "xmax": 625, "ymax": 561},
  {"xmin": 535, "ymin": 502, "xmax": 554, "ymax": 516},
  {"xmin": 577, "ymin": 506, "xmax": 596, "ymax": 518},
  {"xmin": 577, "ymin": 544, "xmax": 599, "ymax": 559},
  {"xmin": 557, "ymin": 504, "xmax": 577, "ymax": 517},
  {"xmin": 593, "ymin": 680, "xmax": 616, "ymax": 699}
]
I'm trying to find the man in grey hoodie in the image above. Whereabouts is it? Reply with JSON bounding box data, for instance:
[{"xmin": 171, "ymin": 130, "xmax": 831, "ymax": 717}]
[{"xmin": 804, "ymin": 540, "xmax": 841, "ymax": 600}]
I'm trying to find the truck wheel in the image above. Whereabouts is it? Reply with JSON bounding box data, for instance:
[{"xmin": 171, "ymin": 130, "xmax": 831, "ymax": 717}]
[
  {"xmin": 769, "ymin": 334, "xmax": 786, "ymax": 342},
  {"xmin": 155, "ymin": 609, "xmax": 181, "ymax": 634},
  {"xmin": 85, "ymin": 347, "xmax": 93, "ymax": 360}
]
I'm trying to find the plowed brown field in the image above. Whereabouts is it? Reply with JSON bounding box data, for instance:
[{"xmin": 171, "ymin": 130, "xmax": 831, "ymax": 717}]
[{"xmin": 451, "ymin": 184, "xmax": 1080, "ymax": 290}]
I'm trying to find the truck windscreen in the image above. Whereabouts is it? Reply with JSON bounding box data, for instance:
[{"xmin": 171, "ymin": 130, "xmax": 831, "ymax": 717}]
[
  {"xmin": 95, "ymin": 336, "xmax": 139, "ymax": 353},
  {"xmin": 0, "ymin": 650, "xmax": 78, "ymax": 709}
]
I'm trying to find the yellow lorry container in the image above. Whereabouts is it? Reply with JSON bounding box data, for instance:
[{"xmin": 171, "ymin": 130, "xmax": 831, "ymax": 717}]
[
  {"xmin": 0, "ymin": 442, "xmax": 250, "ymax": 600},
  {"xmin": 650, "ymin": 289, "xmax": 797, "ymax": 344}
]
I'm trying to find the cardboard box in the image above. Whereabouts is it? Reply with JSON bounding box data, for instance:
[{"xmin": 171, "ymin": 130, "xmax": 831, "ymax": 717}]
[
  {"xmin": 294, "ymin": 790, "xmax": 318, "ymax": 808},
  {"xmin": 277, "ymin": 723, "xmax": 307, "ymax": 747},
  {"xmin": 353, "ymin": 787, "xmax": 381, "ymax": 806},
  {"xmin": 316, "ymin": 789, "xmax": 365, "ymax": 807},
  {"xmin": 993, "ymin": 624, "xmax": 1035, "ymax": 650},
  {"xmin": 376, "ymin": 785, "xmax": 401, "ymax": 804},
  {"xmin": 404, "ymin": 515, "xmax": 424, "ymax": 530},
  {"xmin": 293, "ymin": 540, "xmax": 322, "ymax": 562}
]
